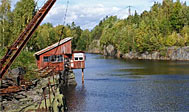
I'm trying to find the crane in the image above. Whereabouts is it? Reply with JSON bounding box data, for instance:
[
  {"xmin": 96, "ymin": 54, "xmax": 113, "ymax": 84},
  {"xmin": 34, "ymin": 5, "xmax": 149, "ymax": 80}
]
[{"xmin": 0, "ymin": 0, "xmax": 56, "ymax": 80}]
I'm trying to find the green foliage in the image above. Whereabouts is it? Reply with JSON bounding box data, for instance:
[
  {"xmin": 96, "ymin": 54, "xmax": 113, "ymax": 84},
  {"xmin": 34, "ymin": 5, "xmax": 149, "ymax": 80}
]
[
  {"xmin": 11, "ymin": 51, "xmax": 37, "ymax": 69},
  {"xmin": 69, "ymin": 22, "xmax": 83, "ymax": 49},
  {"xmin": 10, "ymin": 51, "xmax": 38, "ymax": 80},
  {"xmin": 165, "ymin": 32, "xmax": 177, "ymax": 46},
  {"xmin": 34, "ymin": 23, "xmax": 56, "ymax": 50},
  {"xmin": 76, "ymin": 29, "xmax": 90, "ymax": 50},
  {"xmin": 0, "ymin": 0, "xmax": 11, "ymax": 49},
  {"xmin": 87, "ymin": 0, "xmax": 189, "ymax": 53},
  {"xmin": 160, "ymin": 49, "xmax": 167, "ymax": 57},
  {"xmin": 11, "ymin": 0, "xmax": 36, "ymax": 44},
  {"xmin": 169, "ymin": 0, "xmax": 184, "ymax": 32}
]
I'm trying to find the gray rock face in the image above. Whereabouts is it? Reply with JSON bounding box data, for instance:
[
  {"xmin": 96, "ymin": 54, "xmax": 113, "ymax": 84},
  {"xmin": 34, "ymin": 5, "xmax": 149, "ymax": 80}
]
[
  {"xmin": 59, "ymin": 70, "xmax": 77, "ymax": 87},
  {"xmin": 8, "ymin": 67, "xmax": 26, "ymax": 76},
  {"xmin": 67, "ymin": 72, "xmax": 77, "ymax": 86},
  {"xmin": 88, "ymin": 40, "xmax": 102, "ymax": 54},
  {"xmin": 102, "ymin": 45, "xmax": 189, "ymax": 61},
  {"xmin": 88, "ymin": 41, "xmax": 189, "ymax": 60},
  {"xmin": 166, "ymin": 46, "xmax": 189, "ymax": 60},
  {"xmin": 1, "ymin": 76, "xmax": 65, "ymax": 112},
  {"xmin": 2, "ymin": 67, "xmax": 27, "ymax": 88},
  {"xmin": 104, "ymin": 45, "xmax": 117, "ymax": 57},
  {"xmin": 122, "ymin": 46, "xmax": 189, "ymax": 60}
]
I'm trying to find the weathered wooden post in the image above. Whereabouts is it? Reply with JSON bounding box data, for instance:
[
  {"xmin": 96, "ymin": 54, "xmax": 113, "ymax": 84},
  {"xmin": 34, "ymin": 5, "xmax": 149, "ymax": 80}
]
[
  {"xmin": 48, "ymin": 78, "xmax": 51, "ymax": 105},
  {"xmin": 0, "ymin": 80, "xmax": 2, "ymax": 111},
  {"xmin": 82, "ymin": 68, "xmax": 84, "ymax": 84},
  {"xmin": 42, "ymin": 87, "xmax": 48, "ymax": 112}
]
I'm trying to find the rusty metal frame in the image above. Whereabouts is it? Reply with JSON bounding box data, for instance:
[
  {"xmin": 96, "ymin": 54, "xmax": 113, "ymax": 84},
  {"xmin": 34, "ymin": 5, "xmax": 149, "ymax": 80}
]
[{"xmin": 0, "ymin": 0, "xmax": 56, "ymax": 80}]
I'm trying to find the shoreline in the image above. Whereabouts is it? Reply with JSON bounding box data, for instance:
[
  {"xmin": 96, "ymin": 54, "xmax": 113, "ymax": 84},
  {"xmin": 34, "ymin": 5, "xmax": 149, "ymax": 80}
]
[{"xmin": 87, "ymin": 45, "xmax": 189, "ymax": 61}]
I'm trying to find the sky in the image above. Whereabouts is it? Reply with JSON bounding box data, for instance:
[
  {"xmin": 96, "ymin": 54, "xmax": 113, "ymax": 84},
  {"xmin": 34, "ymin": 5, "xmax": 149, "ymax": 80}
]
[{"xmin": 11, "ymin": 0, "xmax": 189, "ymax": 30}]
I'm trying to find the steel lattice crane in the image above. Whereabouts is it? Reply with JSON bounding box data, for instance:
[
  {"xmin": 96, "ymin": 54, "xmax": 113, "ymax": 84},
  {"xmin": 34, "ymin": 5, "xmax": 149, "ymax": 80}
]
[{"xmin": 0, "ymin": 0, "xmax": 56, "ymax": 80}]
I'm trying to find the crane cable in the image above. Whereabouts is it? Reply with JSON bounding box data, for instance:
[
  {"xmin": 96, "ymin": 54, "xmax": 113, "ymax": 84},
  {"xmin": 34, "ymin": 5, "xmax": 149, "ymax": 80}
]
[
  {"xmin": 54, "ymin": 0, "xmax": 69, "ymax": 54},
  {"xmin": 35, "ymin": 0, "xmax": 70, "ymax": 109},
  {"xmin": 62, "ymin": 0, "xmax": 69, "ymax": 27},
  {"xmin": 35, "ymin": 0, "xmax": 70, "ymax": 64},
  {"xmin": 34, "ymin": 0, "xmax": 70, "ymax": 70},
  {"xmin": 50, "ymin": 0, "xmax": 69, "ymax": 65}
]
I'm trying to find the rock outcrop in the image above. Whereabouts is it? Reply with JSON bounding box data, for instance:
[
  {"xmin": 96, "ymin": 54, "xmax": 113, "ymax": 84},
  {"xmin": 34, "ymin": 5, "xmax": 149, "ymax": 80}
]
[
  {"xmin": 89, "ymin": 43, "xmax": 189, "ymax": 61},
  {"xmin": 88, "ymin": 40, "xmax": 102, "ymax": 54},
  {"xmin": 59, "ymin": 70, "xmax": 77, "ymax": 87},
  {"xmin": 120, "ymin": 46, "xmax": 189, "ymax": 60},
  {"xmin": 1, "ymin": 74, "xmax": 66, "ymax": 112},
  {"xmin": 103, "ymin": 45, "xmax": 117, "ymax": 57}
]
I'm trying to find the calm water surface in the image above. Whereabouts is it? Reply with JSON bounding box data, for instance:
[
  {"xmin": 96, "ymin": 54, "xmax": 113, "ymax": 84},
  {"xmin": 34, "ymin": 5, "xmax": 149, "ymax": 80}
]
[{"xmin": 63, "ymin": 54, "xmax": 189, "ymax": 112}]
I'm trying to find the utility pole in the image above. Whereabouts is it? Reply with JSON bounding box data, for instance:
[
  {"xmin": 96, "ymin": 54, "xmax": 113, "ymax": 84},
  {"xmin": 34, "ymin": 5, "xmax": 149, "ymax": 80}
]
[{"xmin": 128, "ymin": 6, "xmax": 131, "ymax": 16}]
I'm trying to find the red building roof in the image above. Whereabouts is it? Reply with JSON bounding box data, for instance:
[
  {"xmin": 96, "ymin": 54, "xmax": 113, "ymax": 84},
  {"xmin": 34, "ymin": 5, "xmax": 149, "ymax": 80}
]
[{"xmin": 34, "ymin": 37, "xmax": 73, "ymax": 56}]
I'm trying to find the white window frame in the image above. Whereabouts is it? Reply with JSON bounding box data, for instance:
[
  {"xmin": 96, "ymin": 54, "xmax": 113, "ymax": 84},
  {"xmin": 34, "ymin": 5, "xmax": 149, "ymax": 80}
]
[{"xmin": 74, "ymin": 53, "xmax": 84, "ymax": 61}]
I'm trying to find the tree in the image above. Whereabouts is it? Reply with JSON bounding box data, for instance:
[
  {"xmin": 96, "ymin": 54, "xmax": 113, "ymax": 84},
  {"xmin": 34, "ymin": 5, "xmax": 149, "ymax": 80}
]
[
  {"xmin": 76, "ymin": 29, "xmax": 90, "ymax": 50},
  {"xmin": 11, "ymin": 0, "xmax": 36, "ymax": 44},
  {"xmin": 34, "ymin": 23, "xmax": 55, "ymax": 50},
  {"xmin": 71, "ymin": 23, "xmax": 82, "ymax": 49},
  {"xmin": 169, "ymin": 0, "xmax": 184, "ymax": 32},
  {"xmin": 0, "ymin": 0, "xmax": 11, "ymax": 49}
]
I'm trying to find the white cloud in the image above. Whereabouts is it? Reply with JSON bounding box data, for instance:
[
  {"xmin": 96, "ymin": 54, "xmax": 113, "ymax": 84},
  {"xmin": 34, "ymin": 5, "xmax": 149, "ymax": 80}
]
[
  {"xmin": 43, "ymin": 3, "xmax": 128, "ymax": 29},
  {"xmin": 41, "ymin": 0, "xmax": 159, "ymax": 29},
  {"xmin": 11, "ymin": 0, "xmax": 189, "ymax": 30}
]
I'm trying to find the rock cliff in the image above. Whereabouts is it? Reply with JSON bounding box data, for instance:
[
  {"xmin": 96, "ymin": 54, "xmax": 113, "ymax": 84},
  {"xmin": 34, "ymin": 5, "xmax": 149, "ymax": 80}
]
[{"xmin": 88, "ymin": 40, "xmax": 189, "ymax": 61}]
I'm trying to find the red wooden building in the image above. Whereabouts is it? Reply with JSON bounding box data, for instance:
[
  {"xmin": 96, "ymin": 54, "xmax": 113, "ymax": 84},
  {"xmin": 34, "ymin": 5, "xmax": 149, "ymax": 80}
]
[{"xmin": 34, "ymin": 37, "xmax": 85, "ymax": 71}]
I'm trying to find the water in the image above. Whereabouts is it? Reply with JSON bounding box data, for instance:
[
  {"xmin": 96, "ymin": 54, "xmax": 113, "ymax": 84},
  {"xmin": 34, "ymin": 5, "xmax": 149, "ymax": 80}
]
[{"xmin": 63, "ymin": 54, "xmax": 189, "ymax": 112}]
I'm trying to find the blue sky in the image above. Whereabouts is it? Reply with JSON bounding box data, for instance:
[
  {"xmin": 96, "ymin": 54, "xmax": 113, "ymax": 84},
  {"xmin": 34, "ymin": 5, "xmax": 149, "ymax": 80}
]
[{"xmin": 12, "ymin": 0, "xmax": 189, "ymax": 30}]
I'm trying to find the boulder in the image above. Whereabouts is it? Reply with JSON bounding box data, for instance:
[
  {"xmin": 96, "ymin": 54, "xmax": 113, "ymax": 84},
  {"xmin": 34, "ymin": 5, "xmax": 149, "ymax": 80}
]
[
  {"xmin": 104, "ymin": 44, "xmax": 117, "ymax": 57},
  {"xmin": 8, "ymin": 67, "xmax": 26, "ymax": 76}
]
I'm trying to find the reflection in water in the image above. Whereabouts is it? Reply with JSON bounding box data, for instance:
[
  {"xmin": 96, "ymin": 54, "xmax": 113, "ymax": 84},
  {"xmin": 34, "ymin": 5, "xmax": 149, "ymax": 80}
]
[
  {"xmin": 63, "ymin": 54, "xmax": 189, "ymax": 111},
  {"xmin": 118, "ymin": 59, "xmax": 189, "ymax": 75},
  {"xmin": 63, "ymin": 85, "xmax": 87, "ymax": 111}
]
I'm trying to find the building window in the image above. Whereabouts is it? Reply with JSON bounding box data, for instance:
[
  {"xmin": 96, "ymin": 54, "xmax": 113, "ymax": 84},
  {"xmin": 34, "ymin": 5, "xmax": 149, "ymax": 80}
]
[
  {"xmin": 57, "ymin": 55, "xmax": 63, "ymax": 62},
  {"xmin": 51, "ymin": 55, "xmax": 56, "ymax": 62},
  {"xmin": 74, "ymin": 57, "xmax": 84, "ymax": 61},
  {"xmin": 74, "ymin": 57, "xmax": 79, "ymax": 61},
  {"xmin": 43, "ymin": 56, "xmax": 49, "ymax": 62},
  {"xmin": 79, "ymin": 57, "xmax": 83, "ymax": 61},
  {"xmin": 74, "ymin": 53, "xmax": 84, "ymax": 61},
  {"xmin": 50, "ymin": 55, "xmax": 63, "ymax": 62}
]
